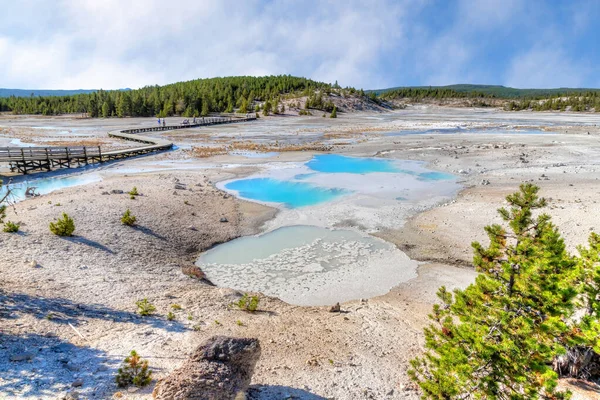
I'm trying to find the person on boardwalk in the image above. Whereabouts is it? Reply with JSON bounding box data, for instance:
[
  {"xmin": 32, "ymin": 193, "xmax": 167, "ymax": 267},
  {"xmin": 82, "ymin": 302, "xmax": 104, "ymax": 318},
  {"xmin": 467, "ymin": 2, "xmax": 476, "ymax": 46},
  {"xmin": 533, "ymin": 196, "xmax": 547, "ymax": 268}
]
[
  {"xmin": 162, "ymin": 119, "xmax": 166, "ymax": 127},
  {"xmin": 157, "ymin": 117, "xmax": 160, "ymax": 125}
]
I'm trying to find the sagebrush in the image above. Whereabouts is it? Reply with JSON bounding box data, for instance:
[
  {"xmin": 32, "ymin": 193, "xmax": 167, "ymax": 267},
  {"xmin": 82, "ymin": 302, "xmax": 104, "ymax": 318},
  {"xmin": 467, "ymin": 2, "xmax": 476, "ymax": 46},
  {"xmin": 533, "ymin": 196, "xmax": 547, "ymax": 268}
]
[{"xmin": 49, "ymin": 213, "xmax": 75, "ymax": 236}]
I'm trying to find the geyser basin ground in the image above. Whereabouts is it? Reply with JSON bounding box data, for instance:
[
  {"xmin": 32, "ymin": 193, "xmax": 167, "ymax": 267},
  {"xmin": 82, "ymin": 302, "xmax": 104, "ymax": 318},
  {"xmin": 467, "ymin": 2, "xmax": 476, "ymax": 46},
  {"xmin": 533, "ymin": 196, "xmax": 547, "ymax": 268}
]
[{"xmin": 197, "ymin": 225, "xmax": 418, "ymax": 306}]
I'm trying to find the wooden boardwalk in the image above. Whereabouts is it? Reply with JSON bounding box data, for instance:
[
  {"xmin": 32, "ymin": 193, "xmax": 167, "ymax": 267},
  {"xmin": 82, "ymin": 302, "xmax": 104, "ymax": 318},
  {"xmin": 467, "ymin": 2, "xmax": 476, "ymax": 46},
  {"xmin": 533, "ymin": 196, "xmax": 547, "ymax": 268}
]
[{"xmin": 0, "ymin": 115, "xmax": 256, "ymax": 174}]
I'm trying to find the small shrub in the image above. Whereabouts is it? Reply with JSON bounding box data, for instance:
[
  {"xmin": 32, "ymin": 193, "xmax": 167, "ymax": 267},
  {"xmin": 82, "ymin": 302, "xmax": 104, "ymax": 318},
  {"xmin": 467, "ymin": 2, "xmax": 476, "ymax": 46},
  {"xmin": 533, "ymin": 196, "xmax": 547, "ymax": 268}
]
[
  {"xmin": 184, "ymin": 200, "xmax": 190, "ymax": 205},
  {"xmin": 46, "ymin": 313, "xmax": 54, "ymax": 320},
  {"xmin": 49, "ymin": 213, "xmax": 75, "ymax": 236},
  {"xmin": 236, "ymin": 320, "xmax": 245, "ymax": 327},
  {"xmin": 54, "ymin": 203, "xmax": 61, "ymax": 206},
  {"xmin": 232, "ymin": 293, "xmax": 260, "ymax": 312},
  {"xmin": 167, "ymin": 311, "xmax": 175, "ymax": 321},
  {"xmin": 214, "ymin": 320, "xmax": 221, "ymax": 326},
  {"xmin": 115, "ymin": 350, "xmax": 152, "ymax": 388},
  {"xmin": 128, "ymin": 187, "xmax": 139, "ymax": 196},
  {"xmin": 171, "ymin": 304, "xmax": 182, "ymax": 310},
  {"xmin": 192, "ymin": 324, "xmax": 202, "ymax": 331},
  {"xmin": 3, "ymin": 221, "xmax": 19, "ymax": 233},
  {"xmin": 135, "ymin": 298, "xmax": 156, "ymax": 316},
  {"xmin": 121, "ymin": 209, "xmax": 136, "ymax": 226},
  {"xmin": 187, "ymin": 313, "xmax": 193, "ymax": 320}
]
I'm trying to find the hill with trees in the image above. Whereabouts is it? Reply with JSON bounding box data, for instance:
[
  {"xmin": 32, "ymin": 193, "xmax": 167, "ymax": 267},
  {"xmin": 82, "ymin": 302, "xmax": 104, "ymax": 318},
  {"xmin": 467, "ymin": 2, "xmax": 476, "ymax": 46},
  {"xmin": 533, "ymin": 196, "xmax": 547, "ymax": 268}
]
[
  {"xmin": 0, "ymin": 76, "xmax": 361, "ymax": 117},
  {"xmin": 375, "ymin": 84, "xmax": 600, "ymax": 112},
  {"xmin": 372, "ymin": 84, "xmax": 600, "ymax": 99}
]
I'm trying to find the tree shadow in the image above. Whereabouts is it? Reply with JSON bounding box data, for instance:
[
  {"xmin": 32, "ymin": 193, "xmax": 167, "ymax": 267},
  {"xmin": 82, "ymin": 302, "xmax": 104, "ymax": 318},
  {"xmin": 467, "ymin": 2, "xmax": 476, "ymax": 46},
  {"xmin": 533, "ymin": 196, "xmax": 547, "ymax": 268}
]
[
  {"xmin": 64, "ymin": 236, "xmax": 115, "ymax": 254},
  {"xmin": 248, "ymin": 385, "xmax": 329, "ymax": 399},
  {"xmin": 0, "ymin": 332, "xmax": 115, "ymax": 398},
  {"xmin": 0, "ymin": 289, "xmax": 186, "ymax": 333},
  {"xmin": 133, "ymin": 225, "xmax": 167, "ymax": 241}
]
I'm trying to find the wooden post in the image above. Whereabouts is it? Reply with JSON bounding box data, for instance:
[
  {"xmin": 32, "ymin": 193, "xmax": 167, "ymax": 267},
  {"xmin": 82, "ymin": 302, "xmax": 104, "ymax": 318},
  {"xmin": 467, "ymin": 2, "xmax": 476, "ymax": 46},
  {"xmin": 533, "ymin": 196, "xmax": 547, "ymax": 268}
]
[
  {"xmin": 98, "ymin": 146, "xmax": 102, "ymax": 163},
  {"xmin": 45, "ymin": 148, "xmax": 51, "ymax": 171},
  {"xmin": 83, "ymin": 147, "xmax": 88, "ymax": 165},
  {"xmin": 20, "ymin": 148, "xmax": 27, "ymax": 174},
  {"xmin": 65, "ymin": 147, "xmax": 70, "ymax": 168}
]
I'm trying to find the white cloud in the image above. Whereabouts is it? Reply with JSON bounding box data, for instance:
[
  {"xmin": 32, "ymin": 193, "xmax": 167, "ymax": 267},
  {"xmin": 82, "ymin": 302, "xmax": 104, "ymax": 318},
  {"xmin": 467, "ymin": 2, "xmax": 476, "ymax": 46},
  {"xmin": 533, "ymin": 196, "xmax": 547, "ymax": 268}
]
[
  {"xmin": 0, "ymin": 0, "xmax": 414, "ymax": 90},
  {"xmin": 504, "ymin": 49, "xmax": 590, "ymax": 88},
  {"xmin": 1, "ymin": 0, "xmax": 598, "ymax": 90}
]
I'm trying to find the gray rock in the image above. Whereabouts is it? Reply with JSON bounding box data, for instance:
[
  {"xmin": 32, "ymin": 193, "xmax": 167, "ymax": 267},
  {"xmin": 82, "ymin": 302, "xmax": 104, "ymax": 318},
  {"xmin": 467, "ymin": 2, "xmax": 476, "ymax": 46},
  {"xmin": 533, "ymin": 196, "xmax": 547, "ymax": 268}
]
[
  {"xmin": 10, "ymin": 352, "xmax": 34, "ymax": 362},
  {"xmin": 153, "ymin": 336, "xmax": 261, "ymax": 400},
  {"xmin": 96, "ymin": 364, "xmax": 109, "ymax": 372},
  {"xmin": 110, "ymin": 189, "xmax": 123, "ymax": 194},
  {"xmin": 63, "ymin": 391, "xmax": 79, "ymax": 400},
  {"xmin": 72, "ymin": 379, "xmax": 83, "ymax": 387},
  {"xmin": 329, "ymin": 303, "xmax": 341, "ymax": 312},
  {"xmin": 52, "ymin": 343, "xmax": 72, "ymax": 353},
  {"xmin": 66, "ymin": 362, "xmax": 81, "ymax": 372},
  {"xmin": 220, "ymin": 217, "xmax": 228, "ymax": 223}
]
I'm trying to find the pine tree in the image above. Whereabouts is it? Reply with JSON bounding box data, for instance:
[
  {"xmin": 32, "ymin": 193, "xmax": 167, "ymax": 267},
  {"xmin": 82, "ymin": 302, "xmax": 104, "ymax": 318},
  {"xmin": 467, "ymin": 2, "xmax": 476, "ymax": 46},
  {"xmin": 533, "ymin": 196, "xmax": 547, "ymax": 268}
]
[
  {"xmin": 262, "ymin": 100, "xmax": 271, "ymax": 116},
  {"xmin": 238, "ymin": 97, "xmax": 248, "ymax": 114},
  {"xmin": 409, "ymin": 184, "xmax": 579, "ymax": 399},
  {"xmin": 330, "ymin": 105, "xmax": 337, "ymax": 118},
  {"xmin": 101, "ymin": 101, "xmax": 110, "ymax": 118},
  {"xmin": 201, "ymin": 100, "xmax": 209, "ymax": 117}
]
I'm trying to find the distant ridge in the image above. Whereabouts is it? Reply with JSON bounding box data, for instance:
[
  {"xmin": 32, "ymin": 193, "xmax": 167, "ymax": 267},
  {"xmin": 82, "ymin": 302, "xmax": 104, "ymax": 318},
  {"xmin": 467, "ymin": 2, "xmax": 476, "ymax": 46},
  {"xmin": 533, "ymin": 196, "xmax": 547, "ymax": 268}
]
[
  {"xmin": 370, "ymin": 84, "xmax": 600, "ymax": 98},
  {"xmin": 0, "ymin": 88, "xmax": 131, "ymax": 98}
]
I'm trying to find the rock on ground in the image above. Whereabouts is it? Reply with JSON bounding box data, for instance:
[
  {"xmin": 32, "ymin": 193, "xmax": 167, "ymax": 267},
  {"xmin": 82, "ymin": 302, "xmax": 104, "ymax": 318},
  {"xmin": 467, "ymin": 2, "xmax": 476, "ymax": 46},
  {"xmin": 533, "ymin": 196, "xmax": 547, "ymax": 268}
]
[{"xmin": 153, "ymin": 336, "xmax": 261, "ymax": 400}]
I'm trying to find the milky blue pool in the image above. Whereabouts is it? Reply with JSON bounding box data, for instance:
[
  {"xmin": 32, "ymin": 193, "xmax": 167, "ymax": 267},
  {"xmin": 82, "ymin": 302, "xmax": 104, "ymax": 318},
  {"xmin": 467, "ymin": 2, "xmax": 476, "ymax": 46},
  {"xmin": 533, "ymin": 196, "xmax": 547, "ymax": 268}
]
[
  {"xmin": 0, "ymin": 173, "xmax": 102, "ymax": 202},
  {"xmin": 306, "ymin": 154, "xmax": 400, "ymax": 173},
  {"xmin": 225, "ymin": 177, "xmax": 348, "ymax": 208},
  {"xmin": 223, "ymin": 154, "xmax": 457, "ymax": 209}
]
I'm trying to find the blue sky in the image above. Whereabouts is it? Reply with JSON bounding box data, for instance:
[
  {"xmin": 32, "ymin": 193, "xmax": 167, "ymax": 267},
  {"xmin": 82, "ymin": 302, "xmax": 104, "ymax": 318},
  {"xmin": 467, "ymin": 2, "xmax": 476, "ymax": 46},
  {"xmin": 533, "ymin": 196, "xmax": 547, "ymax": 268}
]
[{"xmin": 1, "ymin": 0, "xmax": 599, "ymax": 90}]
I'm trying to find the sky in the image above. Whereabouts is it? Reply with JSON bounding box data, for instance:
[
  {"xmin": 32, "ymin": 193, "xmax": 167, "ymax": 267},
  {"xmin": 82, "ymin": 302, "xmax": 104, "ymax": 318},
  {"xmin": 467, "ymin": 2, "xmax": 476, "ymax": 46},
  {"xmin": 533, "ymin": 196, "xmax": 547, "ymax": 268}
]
[{"xmin": 1, "ymin": 0, "xmax": 599, "ymax": 90}]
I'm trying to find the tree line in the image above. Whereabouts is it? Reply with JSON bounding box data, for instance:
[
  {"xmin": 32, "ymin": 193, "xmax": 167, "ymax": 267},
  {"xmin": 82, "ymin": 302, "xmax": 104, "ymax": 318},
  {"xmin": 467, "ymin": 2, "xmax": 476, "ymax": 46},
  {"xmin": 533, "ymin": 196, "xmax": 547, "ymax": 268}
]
[
  {"xmin": 505, "ymin": 92, "xmax": 600, "ymax": 112},
  {"xmin": 0, "ymin": 76, "xmax": 342, "ymax": 117},
  {"xmin": 378, "ymin": 87, "xmax": 600, "ymax": 111},
  {"xmin": 378, "ymin": 87, "xmax": 495, "ymax": 100}
]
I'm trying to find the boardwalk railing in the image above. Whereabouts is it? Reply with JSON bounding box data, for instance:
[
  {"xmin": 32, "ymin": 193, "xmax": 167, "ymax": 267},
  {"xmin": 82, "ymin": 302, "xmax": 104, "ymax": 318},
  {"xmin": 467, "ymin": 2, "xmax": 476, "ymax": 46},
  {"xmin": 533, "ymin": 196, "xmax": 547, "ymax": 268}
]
[{"xmin": 0, "ymin": 114, "xmax": 256, "ymax": 174}]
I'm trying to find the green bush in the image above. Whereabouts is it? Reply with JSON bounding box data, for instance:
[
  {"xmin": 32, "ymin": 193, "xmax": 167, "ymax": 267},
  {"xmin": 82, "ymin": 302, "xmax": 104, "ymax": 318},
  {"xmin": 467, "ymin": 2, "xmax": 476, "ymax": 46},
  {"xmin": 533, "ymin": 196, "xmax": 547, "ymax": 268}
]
[
  {"xmin": 121, "ymin": 209, "xmax": 136, "ymax": 226},
  {"xmin": 232, "ymin": 293, "xmax": 260, "ymax": 312},
  {"xmin": 135, "ymin": 298, "xmax": 156, "ymax": 316},
  {"xmin": 49, "ymin": 213, "xmax": 75, "ymax": 236},
  {"xmin": 115, "ymin": 350, "xmax": 152, "ymax": 388},
  {"xmin": 3, "ymin": 221, "xmax": 19, "ymax": 233}
]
